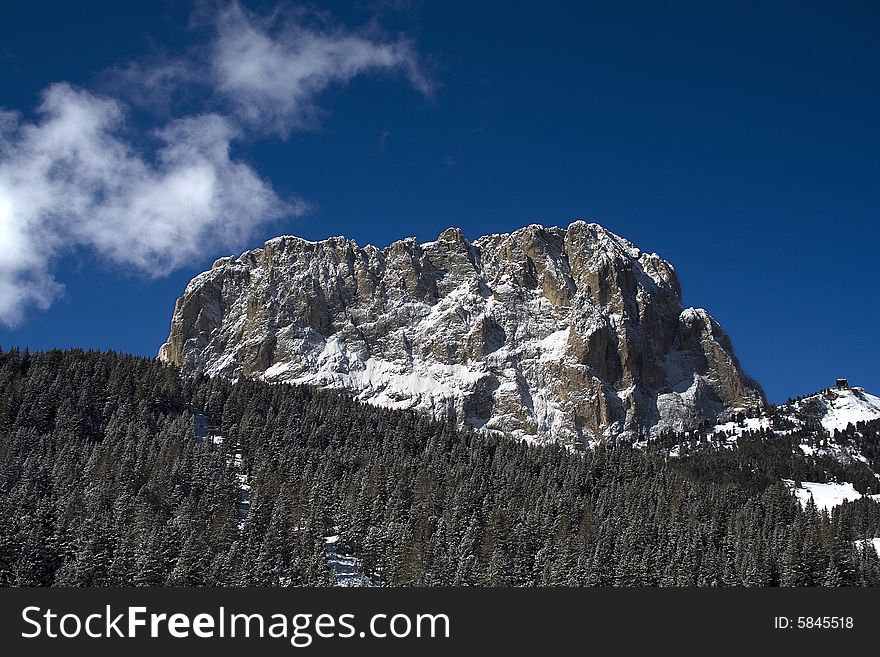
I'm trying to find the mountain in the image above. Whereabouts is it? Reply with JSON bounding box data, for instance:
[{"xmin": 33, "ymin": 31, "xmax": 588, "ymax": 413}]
[
  {"xmin": 782, "ymin": 386, "xmax": 880, "ymax": 433},
  {"xmin": 711, "ymin": 384, "xmax": 880, "ymax": 463},
  {"xmin": 777, "ymin": 386, "xmax": 880, "ymax": 479},
  {"xmin": 713, "ymin": 385, "xmax": 880, "ymax": 438},
  {"xmin": 159, "ymin": 221, "xmax": 764, "ymax": 446},
  {"xmin": 692, "ymin": 382, "xmax": 880, "ymax": 507}
]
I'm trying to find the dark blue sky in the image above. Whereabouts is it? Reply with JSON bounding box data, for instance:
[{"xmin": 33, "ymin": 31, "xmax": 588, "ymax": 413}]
[{"xmin": 1, "ymin": 1, "xmax": 877, "ymax": 402}]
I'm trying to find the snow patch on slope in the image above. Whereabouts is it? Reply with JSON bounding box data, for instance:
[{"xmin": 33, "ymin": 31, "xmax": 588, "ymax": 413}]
[
  {"xmin": 324, "ymin": 533, "xmax": 373, "ymax": 587},
  {"xmin": 783, "ymin": 387, "xmax": 880, "ymax": 433},
  {"xmin": 783, "ymin": 479, "xmax": 862, "ymax": 512},
  {"xmin": 711, "ymin": 415, "xmax": 773, "ymax": 437},
  {"xmin": 191, "ymin": 408, "xmax": 250, "ymax": 530},
  {"xmin": 817, "ymin": 388, "xmax": 880, "ymax": 432},
  {"xmin": 538, "ymin": 329, "xmax": 570, "ymax": 361}
]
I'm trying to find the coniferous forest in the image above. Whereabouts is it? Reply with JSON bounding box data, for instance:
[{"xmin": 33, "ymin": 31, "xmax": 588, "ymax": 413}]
[{"xmin": 1, "ymin": 348, "xmax": 879, "ymax": 587}]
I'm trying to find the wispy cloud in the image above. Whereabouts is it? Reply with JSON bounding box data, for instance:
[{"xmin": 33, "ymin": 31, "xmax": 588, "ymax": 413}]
[
  {"xmin": 211, "ymin": 2, "xmax": 430, "ymax": 137},
  {"xmin": 0, "ymin": 1, "xmax": 429, "ymax": 325},
  {"xmin": 104, "ymin": 56, "xmax": 203, "ymax": 114},
  {"xmin": 378, "ymin": 129, "xmax": 392, "ymax": 152}
]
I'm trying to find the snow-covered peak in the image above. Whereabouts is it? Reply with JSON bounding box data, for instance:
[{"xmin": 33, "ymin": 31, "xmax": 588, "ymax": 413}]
[
  {"xmin": 785, "ymin": 386, "xmax": 880, "ymax": 433},
  {"xmin": 680, "ymin": 307, "xmax": 712, "ymax": 326}
]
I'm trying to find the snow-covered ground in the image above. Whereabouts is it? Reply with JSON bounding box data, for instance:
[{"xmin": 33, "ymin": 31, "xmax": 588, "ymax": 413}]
[
  {"xmin": 855, "ymin": 538, "xmax": 880, "ymax": 556},
  {"xmin": 324, "ymin": 533, "xmax": 373, "ymax": 587},
  {"xmin": 711, "ymin": 415, "xmax": 773, "ymax": 438},
  {"xmin": 816, "ymin": 388, "xmax": 880, "ymax": 432},
  {"xmin": 195, "ymin": 408, "xmax": 375, "ymax": 585},
  {"xmin": 191, "ymin": 409, "xmax": 251, "ymax": 530},
  {"xmin": 703, "ymin": 387, "xmax": 880, "ymax": 476},
  {"xmin": 712, "ymin": 387, "xmax": 880, "ymax": 444},
  {"xmin": 230, "ymin": 446, "xmax": 251, "ymax": 531},
  {"xmin": 783, "ymin": 480, "xmax": 863, "ymax": 511},
  {"xmin": 784, "ymin": 387, "xmax": 880, "ymax": 433}
]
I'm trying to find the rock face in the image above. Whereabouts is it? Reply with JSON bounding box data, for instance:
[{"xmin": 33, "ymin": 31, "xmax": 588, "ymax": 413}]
[{"xmin": 159, "ymin": 221, "xmax": 765, "ymax": 446}]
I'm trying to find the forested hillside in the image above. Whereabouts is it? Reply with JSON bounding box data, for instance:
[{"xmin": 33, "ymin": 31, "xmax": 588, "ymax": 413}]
[{"xmin": 1, "ymin": 348, "xmax": 879, "ymax": 586}]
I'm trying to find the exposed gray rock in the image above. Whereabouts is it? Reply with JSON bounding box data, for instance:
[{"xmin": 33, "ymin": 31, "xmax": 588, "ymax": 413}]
[{"xmin": 159, "ymin": 221, "xmax": 765, "ymax": 446}]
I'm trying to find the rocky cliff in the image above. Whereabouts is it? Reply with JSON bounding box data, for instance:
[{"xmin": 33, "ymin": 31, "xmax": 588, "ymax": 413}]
[{"xmin": 159, "ymin": 221, "xmax": 765, "ymax": 446}]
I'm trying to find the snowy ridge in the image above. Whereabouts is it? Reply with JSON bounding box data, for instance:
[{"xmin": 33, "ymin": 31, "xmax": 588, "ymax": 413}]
[
  {"xmin": 659, "ymin": 384, "xmax": 880, "ymax": 515},
  {"xmin": 786, "ymin": 387, "xmax": 880, "ymax": 433},
  {"xmin": 708, "ymin": 385, "xmax": 880, "ymax": 460}
]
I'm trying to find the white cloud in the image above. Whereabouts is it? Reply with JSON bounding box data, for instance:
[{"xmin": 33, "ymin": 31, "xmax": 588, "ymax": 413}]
[
  {"xmin": 104, "ymin": 58, "xmax": 202, "ymax": 114},
  {"xmin": 0, "ymin": 84, "xmax": 292, "ymax": 325},
  {"xmin": 0, "ymin": 2, "xmax": 428, "ymax": 326},
  {"xmin": 210, "ymin": 2, "xmax": 430, "ymax": 136}
]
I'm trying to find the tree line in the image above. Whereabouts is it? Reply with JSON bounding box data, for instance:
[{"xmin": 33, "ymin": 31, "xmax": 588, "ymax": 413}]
[{"xmin": 1, "ymin": 348, "xmax": 878, "ymax": 586}]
